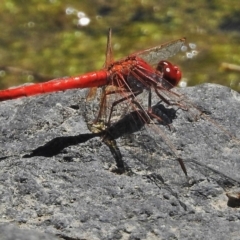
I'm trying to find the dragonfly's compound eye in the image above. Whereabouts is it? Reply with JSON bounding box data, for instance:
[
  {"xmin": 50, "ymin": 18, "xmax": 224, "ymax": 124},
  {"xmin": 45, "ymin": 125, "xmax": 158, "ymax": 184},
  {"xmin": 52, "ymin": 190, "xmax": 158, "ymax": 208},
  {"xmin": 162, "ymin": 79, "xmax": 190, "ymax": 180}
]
[{"xmin": 157, "ymin": 61, "xmax": 182, "ymax": 87}]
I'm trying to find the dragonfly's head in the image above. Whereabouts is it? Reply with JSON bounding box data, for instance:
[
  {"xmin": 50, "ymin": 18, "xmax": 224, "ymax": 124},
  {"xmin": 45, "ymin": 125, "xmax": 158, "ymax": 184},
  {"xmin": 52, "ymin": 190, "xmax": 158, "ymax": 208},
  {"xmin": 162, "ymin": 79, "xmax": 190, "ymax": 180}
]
[{"xmin": 157, "ymin": 61, "xmax": 182, "ymax": 88}]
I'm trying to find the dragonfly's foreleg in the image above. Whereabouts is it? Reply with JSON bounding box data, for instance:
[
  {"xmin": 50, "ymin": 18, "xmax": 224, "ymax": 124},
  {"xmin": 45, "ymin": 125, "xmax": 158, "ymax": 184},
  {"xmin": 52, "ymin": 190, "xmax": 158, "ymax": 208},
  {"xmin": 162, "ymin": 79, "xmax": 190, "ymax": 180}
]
[
  {"xmin": 105, "ymin": 89, "xmax": 143, "ymax": 125},
  {"xmin": 146, "ymin": 90, "xmax": 174, "ymax": 129},
  {"xmin": 145, "ymin": 89, "xmax": 167, "ymax": 124},
  {"xmin": 155, "ymin": 87, "xmax": 188, "ymax": 111},
  {"xmin": 131, "ymin": 95, "xmax": 188, "ymax": 177},
  {"xmin": 146, "ymin": 89, "xmax": 188, "ymax": 177}
]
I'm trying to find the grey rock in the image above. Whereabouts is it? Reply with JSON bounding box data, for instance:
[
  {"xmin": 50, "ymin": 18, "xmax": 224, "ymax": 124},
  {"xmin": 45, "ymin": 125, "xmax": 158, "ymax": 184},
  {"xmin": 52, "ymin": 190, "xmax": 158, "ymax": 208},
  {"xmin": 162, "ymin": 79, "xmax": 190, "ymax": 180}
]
[
  {"xmin": 0, "ymin": 84, "xmax": 240, "ymax": 240},
  {"xmin": 0, "ymin": 224, "xmax": 59, "ymax": 240}
]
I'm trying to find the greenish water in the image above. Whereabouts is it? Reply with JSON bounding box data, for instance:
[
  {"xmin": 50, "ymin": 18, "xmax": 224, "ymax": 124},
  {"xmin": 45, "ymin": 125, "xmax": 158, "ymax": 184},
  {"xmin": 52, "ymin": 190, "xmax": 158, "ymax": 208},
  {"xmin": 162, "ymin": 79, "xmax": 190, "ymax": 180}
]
[{"xmin": 0, "ymin": 0, "xmax": 240, "ymax": 91}]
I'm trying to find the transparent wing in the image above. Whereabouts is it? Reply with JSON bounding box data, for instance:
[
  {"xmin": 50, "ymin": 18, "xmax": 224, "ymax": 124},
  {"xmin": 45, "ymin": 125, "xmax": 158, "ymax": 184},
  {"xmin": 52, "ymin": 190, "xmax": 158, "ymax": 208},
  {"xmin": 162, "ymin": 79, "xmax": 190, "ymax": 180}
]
[{"xmin": 133, "ymin": 38, "xmax": 186, "ymax": 66}]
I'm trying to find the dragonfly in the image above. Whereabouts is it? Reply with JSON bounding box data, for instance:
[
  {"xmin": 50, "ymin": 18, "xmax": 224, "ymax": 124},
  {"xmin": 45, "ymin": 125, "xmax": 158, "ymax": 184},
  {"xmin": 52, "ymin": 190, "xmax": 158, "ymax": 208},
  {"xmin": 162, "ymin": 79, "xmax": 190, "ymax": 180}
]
[{"xmin": 0, "ymin": 29, "xmax": 188, "ymax": 176}]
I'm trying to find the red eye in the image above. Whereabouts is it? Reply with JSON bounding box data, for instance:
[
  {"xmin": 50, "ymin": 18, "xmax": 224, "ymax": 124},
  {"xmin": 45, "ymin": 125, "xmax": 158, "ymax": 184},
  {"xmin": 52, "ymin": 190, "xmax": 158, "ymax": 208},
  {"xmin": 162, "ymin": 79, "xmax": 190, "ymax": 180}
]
[{"xmin": 157, "ymin": 61, "xmax": 182, "ymax": 87}]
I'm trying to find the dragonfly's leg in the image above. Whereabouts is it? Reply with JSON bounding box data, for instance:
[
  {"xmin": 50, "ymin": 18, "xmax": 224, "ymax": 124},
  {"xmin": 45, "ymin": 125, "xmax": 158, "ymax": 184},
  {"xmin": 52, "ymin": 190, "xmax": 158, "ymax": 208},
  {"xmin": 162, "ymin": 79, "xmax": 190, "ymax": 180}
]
[
  {"xmin": 145, "ymin": 89, "xmax": 188, "ymax": 177},
  {"xmin": 155, "ymin": 88, "xmax": 188, "ymax": 110},
  {"xmin": 147, "ymin": 89, "xmax": 164, "ymax": 122},
  {"xmin": 130, "ymin": 102, "xmax": 188, "ymax": 177},
  {"xmin": 148, "ymin": 89, "xmax": 152, "ymax": 111},
  {"xmin": 155, "ymin": 88, "xmax": 176, "ymax": 105},
  {"xmin": 130, "ymin": 99, "xmax": 152, "ymax": 124},
  {"xmin": 94, "ymin": 88, "xmax": 129, "ymax": 124},
  {"xmin": 106, "ymin": 90, "xmax": 143, "ymax": 125},
  {"xmin": 127, "ymin": 89, "xmax": 166, "ymax": 125},
  {"xmin": 145, "ymin": 90, "xmax": 173, "ymax": 129},
  {"xmin": 95, "ymin": 86, "xmax": 129, "ymax": 123}
]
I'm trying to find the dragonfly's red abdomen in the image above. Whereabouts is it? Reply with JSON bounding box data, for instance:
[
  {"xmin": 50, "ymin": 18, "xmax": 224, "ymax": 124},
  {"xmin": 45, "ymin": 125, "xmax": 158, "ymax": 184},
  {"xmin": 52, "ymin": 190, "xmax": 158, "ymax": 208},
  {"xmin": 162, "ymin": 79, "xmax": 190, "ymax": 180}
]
[{"xmin": 0, "ymin": 70, "xmax": 108, "ymax": 101}]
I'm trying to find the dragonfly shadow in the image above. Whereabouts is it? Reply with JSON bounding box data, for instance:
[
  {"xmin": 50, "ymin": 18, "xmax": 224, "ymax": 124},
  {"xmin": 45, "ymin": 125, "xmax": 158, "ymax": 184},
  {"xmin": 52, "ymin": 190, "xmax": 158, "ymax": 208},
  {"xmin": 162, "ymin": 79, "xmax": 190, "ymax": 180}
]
[
  {"xmin": 105, "ymin": 102, "xmax": 177, "ymax": 140},
  {"xmin": 23, "ymin": 102, "xmax": 177, "ymax": 161},
  {"xmin": 23, "ymin": 133, "xmax": 99, "ymax": 158}
]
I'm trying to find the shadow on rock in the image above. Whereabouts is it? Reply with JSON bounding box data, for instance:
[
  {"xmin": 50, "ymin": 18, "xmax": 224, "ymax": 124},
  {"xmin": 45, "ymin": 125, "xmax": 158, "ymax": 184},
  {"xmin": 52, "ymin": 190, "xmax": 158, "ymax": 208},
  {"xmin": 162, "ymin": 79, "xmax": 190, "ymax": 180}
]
[{"xmin": 23, "ymin": 103, "xmax": 177, "ymax": 162}]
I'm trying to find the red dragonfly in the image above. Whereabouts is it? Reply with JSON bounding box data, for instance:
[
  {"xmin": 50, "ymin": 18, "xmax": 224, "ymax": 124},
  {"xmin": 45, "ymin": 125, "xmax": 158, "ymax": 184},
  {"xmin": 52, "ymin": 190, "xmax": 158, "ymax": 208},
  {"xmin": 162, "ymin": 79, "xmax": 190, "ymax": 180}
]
[
  {"xmin": 0, "ymin": 29, "xmax": 187, "ymax": 175},
  {"xmin": 0, "ymin": 30, "xmax": 184, "ymax": 103}
]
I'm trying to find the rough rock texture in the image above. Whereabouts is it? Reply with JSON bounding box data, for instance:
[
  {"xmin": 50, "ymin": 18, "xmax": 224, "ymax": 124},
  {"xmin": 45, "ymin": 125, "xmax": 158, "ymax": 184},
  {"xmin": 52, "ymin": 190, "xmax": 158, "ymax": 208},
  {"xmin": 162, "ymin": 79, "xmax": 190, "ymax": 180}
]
[{"xmin": 0, "ymin": 83, "xmax": 240, "ymax": 240}]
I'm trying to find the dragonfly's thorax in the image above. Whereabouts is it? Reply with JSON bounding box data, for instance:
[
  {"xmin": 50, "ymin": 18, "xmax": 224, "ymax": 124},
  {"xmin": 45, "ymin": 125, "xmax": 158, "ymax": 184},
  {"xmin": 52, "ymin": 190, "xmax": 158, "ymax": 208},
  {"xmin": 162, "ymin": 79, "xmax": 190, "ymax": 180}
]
[{"xmin": 108, "ymin": 56, "xmax": 157, "ymax": 93}]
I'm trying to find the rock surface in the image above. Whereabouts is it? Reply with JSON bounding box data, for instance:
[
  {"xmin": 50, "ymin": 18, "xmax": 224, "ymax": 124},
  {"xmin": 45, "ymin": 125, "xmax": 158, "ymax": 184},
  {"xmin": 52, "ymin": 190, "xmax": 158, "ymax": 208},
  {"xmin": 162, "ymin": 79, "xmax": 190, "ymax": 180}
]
[{"xmin": 0, "ymin": 84, "xmax": 240, "ymax": 240}]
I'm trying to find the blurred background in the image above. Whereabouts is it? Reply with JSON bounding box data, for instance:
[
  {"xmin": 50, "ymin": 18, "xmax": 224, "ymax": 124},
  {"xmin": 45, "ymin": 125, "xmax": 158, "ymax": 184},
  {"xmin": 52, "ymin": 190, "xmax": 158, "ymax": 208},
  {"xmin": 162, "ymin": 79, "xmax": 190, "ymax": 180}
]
[{"xmin": 0, "ymin": 0, "xmax": 240, "ymax": 91}]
